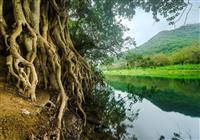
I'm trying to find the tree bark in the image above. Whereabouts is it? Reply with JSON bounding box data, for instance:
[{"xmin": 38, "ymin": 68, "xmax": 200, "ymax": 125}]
[{"xmin": 0, "ymin": 0, "xmax": 92, "ymax": 139}]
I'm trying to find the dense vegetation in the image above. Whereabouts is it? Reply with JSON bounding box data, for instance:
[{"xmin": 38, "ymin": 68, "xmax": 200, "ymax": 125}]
[
  {"xmin": 132, "ymin": 24, "xmax": 200, "ymax": 55},
  {"xmin": 103, "ymin": 24, "xmax": 200, "ymax": 69},
  {"xmin": 104, "ymin": 43, "xmax": 200, "ymax": 79},
  {"xmin": 125, "ymin": 41, "xmax": 200, "ymax": 68},
  {"xmin": 0, "ymin": 0, "xmax": 189, "ymax": 139}
]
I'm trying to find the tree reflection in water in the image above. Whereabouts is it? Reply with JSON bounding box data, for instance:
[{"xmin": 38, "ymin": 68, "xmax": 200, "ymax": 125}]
[
  {"xmin": 104, "ymin": 76, "xmax": 198, "ymax": 140},
  {"xmin": 106, "ymin": 76, "xmax": 200, "ymax": 117},
  {"xmin": 82, "ymin": 84, "xmax": 139, "ymax": 140},
  {"xmin": 82, "ymin": 75, "xmax": 198, "ymax": 139}
]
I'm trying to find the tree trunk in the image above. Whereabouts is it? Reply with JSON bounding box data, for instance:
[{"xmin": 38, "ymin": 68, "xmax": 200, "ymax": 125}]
[{"xmin": 0, "ymin": 0, "xmax": 92, "ymax": 139}]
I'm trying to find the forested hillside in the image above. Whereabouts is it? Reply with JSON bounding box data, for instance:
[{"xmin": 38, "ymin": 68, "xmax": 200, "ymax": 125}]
[
  {"xmin": 132, "ymin": 23, "xmax": 200, "ymax": 55},
  {"xmin": 103, "ymin": 24, "xmax": 200, "ymax": 69}
]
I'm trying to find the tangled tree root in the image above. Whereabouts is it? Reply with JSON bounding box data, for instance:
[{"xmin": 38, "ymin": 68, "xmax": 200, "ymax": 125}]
[{"xmin": 0, "ymin": 0, "xmax": 93, "ymax": 139}]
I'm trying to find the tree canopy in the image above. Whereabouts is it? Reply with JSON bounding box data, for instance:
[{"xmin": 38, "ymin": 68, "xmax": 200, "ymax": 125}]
[
  {"xmin": 0, "ymin": 0, "xmax": 188, "ymax": 139},
  {"xmin": 68, "ymin": 0, "xmax": 187, "ymax": 64}
]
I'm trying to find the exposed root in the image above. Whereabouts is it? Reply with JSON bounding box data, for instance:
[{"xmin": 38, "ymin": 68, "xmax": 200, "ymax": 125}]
[{"xmin": 0, "ymin": 0, "xmax": 93, "ymax": 139}]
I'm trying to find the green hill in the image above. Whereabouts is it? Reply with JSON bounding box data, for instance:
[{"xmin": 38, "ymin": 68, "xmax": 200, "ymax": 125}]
[{"xmin": 132, "ymin": 23, "xmax": 200, "ymax": 55}]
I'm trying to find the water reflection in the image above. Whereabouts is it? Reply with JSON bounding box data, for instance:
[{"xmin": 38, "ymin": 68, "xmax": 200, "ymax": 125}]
[
  {"xmin": 83, "ymin": 85, "xmax": 139, "ymax": 140},
  {"xmin": 106, "ymin": 76, "xmax": 200, "ymax": 117},
  {"xmin": 83, "ymin": 76, "xmax": 200, "ymax": 140}
]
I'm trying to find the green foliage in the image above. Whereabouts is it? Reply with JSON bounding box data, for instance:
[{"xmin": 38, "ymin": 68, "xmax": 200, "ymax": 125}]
[
  {"xmin": 67, "ymin": 0, "xmax": 187, "ymax": 64},
  {"xmin": 170, "ymin": 42, "xmax": 200, "ymax": 64},
  {"xmin": 114, "ymin": 25, "xmax": 200, "ymax": 69},
  {"xmin": 148, "ymin": 53, "xmax": 170, "ymax": 66},
  {"xmin": 125, "ymin": 52, "xmax": 142, "ymax": 67},
  {"xmin": 100, "ymin": 57, "xmax": 115, "ymax": 70},
  {"xmin": 132, "ymin": 24, "xmax": 200, "ymax": 55},
  {"xmin": 122, "ymin": 52, "xmax": 171, "ymax": 68}
]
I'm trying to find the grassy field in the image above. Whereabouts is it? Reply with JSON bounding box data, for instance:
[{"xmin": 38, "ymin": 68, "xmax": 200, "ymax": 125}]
[{"xmin": 103, "ymin": 64, "xmax": 200, "ymax": 79}]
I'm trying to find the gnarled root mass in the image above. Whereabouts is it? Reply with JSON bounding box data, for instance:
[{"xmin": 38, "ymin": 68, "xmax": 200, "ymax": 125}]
[{"xmin": 0, "ymin": 0, "xmax": 93, "ymax": 139}]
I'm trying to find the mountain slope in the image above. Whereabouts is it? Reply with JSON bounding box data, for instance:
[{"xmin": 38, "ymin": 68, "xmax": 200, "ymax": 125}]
[{"xmin": 132, "ymin": 23, "xmax": 200, "ymax": 55}]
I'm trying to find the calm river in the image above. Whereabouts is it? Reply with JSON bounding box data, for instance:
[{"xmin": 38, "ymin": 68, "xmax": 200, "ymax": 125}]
[{"xmin": 104, "ymin": 76, "xmax": 200, "ymax": 140}]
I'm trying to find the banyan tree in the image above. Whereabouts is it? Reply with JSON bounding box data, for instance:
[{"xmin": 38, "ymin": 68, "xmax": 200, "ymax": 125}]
[{"xmin": 0, "ymin": 0, "xmax": 187, "ymax": 139}]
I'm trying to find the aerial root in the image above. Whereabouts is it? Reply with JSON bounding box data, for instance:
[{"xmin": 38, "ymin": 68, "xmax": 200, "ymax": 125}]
[
  {"xmin": 1, "ymin": 0, "xmax": 93, "ymax": 139},
  {"xmin": 6, "ymin": 21, "xmax": 38, "ymax": 101}
]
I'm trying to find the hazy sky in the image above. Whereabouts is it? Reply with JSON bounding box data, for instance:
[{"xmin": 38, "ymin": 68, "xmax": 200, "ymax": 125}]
[{"xmin": 122, "ymin": 0, "xmax": 200, "ymax": 47}]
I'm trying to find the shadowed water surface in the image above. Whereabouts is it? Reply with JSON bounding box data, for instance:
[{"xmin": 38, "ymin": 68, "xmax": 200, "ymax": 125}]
[{"xmin": 103, "ymin": 76, "xmax": 200, "ymax": 140}]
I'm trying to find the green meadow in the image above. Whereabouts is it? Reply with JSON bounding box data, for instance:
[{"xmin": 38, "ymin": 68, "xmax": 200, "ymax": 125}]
[{"xmin": 103, "ymin": 64, "xmax": 200, "ymax": 79}]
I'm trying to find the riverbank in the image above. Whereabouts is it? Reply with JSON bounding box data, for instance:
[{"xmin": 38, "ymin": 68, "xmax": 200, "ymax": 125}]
[{"xmin": 103, "ymin": 64, "xmax": 200, "ymax": 79}]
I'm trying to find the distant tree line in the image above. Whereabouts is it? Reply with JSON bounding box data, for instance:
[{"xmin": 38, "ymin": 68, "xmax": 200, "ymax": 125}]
[
  {"xmin": 102, "ymin": 42, "xmax": 200, "ymax": 70},
  {"xmin": 125, "ymin": 42, "xmax": 200, "ymax": 68}
]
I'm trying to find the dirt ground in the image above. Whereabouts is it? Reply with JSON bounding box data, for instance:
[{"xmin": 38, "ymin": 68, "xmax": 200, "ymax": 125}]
[{"xmin": 0, "ymin": 78, "xmax": 51, "ymax": 140}]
